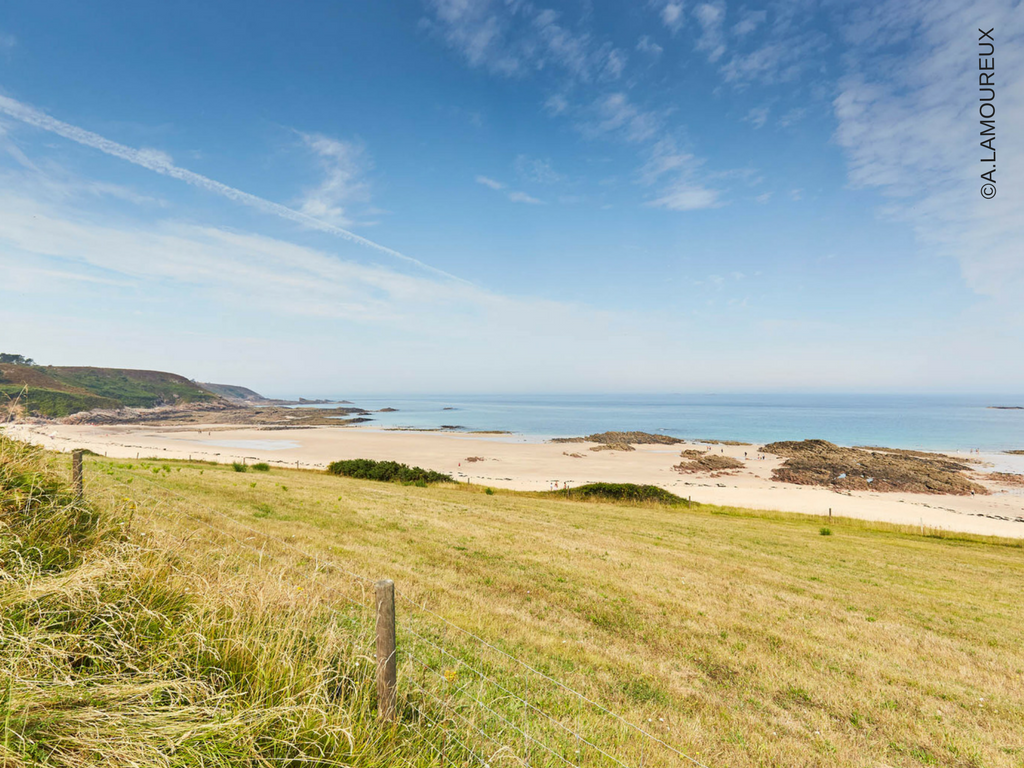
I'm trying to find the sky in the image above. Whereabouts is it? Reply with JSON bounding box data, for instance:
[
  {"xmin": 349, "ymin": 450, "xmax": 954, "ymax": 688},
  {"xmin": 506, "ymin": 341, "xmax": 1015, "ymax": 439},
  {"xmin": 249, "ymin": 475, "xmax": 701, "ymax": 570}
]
[{"xmin": 0, "ymin": 0, "xmax": 1021, "ymax": 396}]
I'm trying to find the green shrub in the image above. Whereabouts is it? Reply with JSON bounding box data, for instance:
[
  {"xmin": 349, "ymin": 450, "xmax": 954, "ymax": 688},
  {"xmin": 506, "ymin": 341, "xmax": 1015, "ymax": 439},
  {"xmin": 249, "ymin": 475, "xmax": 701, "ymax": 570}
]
[
  {"xmin": 554, "ymin": 482, "xmax": 687, "ymax": 505},
  {"xmin": 485, "ymin": 487, "xmax": 495, "ymax": 495},
  {"xmin": 232, "ymin": 462, "xmax": 248, "ymax": 473},
  {"xmin": 820, "ymin": 527, "xmax": 833, "ymax": 536},
  {"xmin": 326, "ymin": 458, "xmax": 453, "ymax": 485},
  {"xmin": 252, "ymin": 462, "xmax": 270, "ymax": 472}
]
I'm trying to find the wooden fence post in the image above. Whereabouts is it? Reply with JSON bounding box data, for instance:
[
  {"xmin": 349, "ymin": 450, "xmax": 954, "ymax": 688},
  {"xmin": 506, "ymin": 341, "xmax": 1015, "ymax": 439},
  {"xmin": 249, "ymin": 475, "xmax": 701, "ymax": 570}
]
[
  {"xmin": 375, "ymin": 579, "xmax": 397, "ymax": 722},
  {"xmin": 71, "ymin": 449, "xmax": 84, "ymax": 498}
]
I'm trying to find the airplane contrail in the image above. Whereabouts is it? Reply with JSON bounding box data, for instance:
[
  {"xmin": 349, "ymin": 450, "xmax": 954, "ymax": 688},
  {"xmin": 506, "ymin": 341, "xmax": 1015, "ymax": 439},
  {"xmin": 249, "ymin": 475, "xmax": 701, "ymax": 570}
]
[{"xmin": 0, "ymin": 93, "xmax": 462, "ymax": 282}]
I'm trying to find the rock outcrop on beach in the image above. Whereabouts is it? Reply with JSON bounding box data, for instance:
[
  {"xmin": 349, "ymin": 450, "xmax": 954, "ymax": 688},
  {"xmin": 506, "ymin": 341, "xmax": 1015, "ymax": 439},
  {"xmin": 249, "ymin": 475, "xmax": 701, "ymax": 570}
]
[
  {"xmin": 58, "ymin": 402, "xmax": 371, "ymax": 427},
  {"xmin": 762, "ymin": 440, "xmax": 988, "ymax": 495},
  {"xmin": 552, "ymin": 431, "xmax": 683, "ymax": 446},
  {"xmin": 674, "ymin": 451, "xmax": 745, "ymax": 474}
]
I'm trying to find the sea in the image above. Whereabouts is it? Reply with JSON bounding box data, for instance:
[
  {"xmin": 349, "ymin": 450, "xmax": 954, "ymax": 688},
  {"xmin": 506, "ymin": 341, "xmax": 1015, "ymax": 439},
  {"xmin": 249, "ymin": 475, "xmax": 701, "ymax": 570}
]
[{"xmin": 294, "ymin": 394, "xmax": 1024, "ymax": 454}]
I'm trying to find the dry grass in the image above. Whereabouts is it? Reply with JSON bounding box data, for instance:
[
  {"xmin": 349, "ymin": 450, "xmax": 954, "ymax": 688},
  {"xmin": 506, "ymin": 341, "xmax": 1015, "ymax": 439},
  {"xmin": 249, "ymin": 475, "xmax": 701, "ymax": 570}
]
[
  {"xmin": 0, "ymin": 438, "xmax": 489, "ymax": 767},
  {"xmin": 66, "ymin": 452, "xmax": 1024, "ymax": 768}
]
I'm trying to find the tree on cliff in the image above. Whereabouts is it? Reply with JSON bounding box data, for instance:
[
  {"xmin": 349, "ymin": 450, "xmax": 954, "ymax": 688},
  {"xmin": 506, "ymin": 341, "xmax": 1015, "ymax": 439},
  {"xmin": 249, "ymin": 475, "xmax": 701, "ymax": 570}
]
[{"xmin": 0, "ymin": 354, "xmax": 35, "ymax": 365}]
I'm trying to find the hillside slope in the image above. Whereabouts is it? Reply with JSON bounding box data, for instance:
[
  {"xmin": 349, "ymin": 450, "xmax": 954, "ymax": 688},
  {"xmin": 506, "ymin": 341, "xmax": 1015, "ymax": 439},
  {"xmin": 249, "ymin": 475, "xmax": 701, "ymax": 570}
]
[
  {"xmin": 0, "ymin": 364, "xmax": 218, "ymax": 417},
  {"xmin": 198, "ymin": 381, "xmax": 269, "ymax": 403}
]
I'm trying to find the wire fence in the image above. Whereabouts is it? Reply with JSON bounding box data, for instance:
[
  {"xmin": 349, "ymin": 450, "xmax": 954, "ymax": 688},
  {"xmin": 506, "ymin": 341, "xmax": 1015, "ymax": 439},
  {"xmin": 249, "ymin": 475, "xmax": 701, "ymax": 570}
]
[{"xmin": 75, "ymin": 451, "xmax": 713, "ymax": 768}]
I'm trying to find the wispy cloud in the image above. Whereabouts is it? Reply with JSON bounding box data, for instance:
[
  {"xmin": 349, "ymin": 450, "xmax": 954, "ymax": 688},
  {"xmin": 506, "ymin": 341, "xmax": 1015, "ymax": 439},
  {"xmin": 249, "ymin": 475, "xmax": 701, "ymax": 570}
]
[
  {"xmin": 583, "ymin": 92, "xmax": 661, "ymax": 143},
  {"xmin": 426, "ymin": 1, "xmax": 736, "ymax": 216},
  {"xmin": 476, "ymin": 173, "xmax": 543, "ymax": 203},
  {"xmin": 544, "ymin": 94, "xmax": 569, "ymax": 115},
  {"xmin": 742, "ymin": 106, "xmax": 769, "ymax": 129},
  {"xmin": 0, "ymin": 94, "xmax": 455, "ymax": 280},
  {"xmin": 732, "ymin": 9, "xmax": 765, "ymax": 37},
  {"xmin": 777, "ymin": 107, "xmax": 806, "ymax": 128},
  {"xmin": 507, "ymin": 190, "xmax": 544, "ymax": 205},
  {"xmin": 636, "ymin": 35, "xmax": 663, "ymax": 57},
  {"xmin": 831, "ymin": 0, "xmax": 1024, "ymax": 304},
  {"xmin": 693, "ymin": 1, "xmax": 726, "ymax": 62},
  {"xmin": 659, "ymin": 2, "xmax": 684, "ymax": 33},
  {"xmin": 639, "ymin": 138, "xmax": 721, "ymax": 210},
  {"xmin": 719, "ymin": 9, "xmax": 828, "ymax": 88},
  {"xmin": 647, "ymin": 183, "xmax": 720, "ymax": 211},
  {"xmin": 514, "ymin": 155, "xmax": 564, "ymax": 184},
  {"xmin": 423, "ymin": 0, "xmax": 628, "ymax": 85},
  {"xmin": 296, "ymin": 132, "xmax": 371, "ymax": 227},
  {"xmin": 0, "ymin": 30, "xmax": 15, "ymax": 52},
  {"xmin": 475, "ymin": 174, "xmax": 505, "ymax": 190}
]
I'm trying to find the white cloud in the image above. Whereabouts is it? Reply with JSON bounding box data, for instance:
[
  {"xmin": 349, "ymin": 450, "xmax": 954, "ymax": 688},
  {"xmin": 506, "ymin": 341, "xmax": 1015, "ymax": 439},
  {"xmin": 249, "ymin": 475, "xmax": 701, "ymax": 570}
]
[
  {"xmin": 424, "ymin": 0, "xmax": 625, "ymax": 84},
  {"xmin": 638, "ymin": 138, "xmax": 694, "ymax": 185},
  {"xmin": 476, "ymin": 173, "xmax": 543, "ymax": 203},
  {"xmin": 425, "ymin": 2, "xmax": 739, "ymax": 217},
  {"xmin": 515, "ymin": 155, "xmax": 564, "ymax": 184},
  {"xmin": 507, "ymin": 190, "xmax": 544, "ymax": 204},
  {"xmin": 636, "ymin": 36, "xmax": 663, "ymax": 57},
  {"xmin": 544, "ymin": 94, "xmax": 569, "ymax": 115},
  {"xmin": 0, "ymin": 93, "xmax": 452, "ymax": 279},
  {"xmin": 296, "ymin": 132, "xmax": 370, "ymax": 227},
  {"xmin": 720, "ymin": 25, "xmax": 828, "ymax": 86},
  {"xmin": 475, "ymin": 174, "xmax": 506, "ymax": 190},
  {"xmin": 602, "ymin": 48, "xmax": 627, "ymax": 79},
  {"xmin": 755, "ymin": 192, "xmax": 771, "ymax": 204},
  {"xmin": 742, "ymin": 106, "xmax": 769, "ymax": 129},
  {"xmin": 584, "ymin": 92, "xmax": 661, "ymax": 143},
  {"xmin": 424, "ymin": 0, "xmax": 518, "ymax": 74},
  {"xmin": 832, "ymin": 0, "xmax": 1024, "ymax": 303},
  {"xmin": 661, "ymin": 3, "xmax": 684, "ymax": 33},
  {"xmin": 639, "ymin": 138, "xmax": 721, "ymax": 210},
  {"xmin": 647, "ymin": 183, "xmax": 720, "ymax": 211},
  {"xmin": 693, "ymin": 1, "xmax": 726, "ymax": 62},
  {"xmin": 732, "ymin": 9, "xmax": 765, "ymax": 37},
  {"xmin": 777, "ymin": 107, "xmax": 806, "ymax": 127}
]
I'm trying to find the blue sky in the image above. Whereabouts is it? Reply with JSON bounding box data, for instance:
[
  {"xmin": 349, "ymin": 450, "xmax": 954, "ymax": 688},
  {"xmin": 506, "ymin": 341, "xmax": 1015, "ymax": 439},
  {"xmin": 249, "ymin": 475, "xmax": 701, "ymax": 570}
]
[{"xmin": 1, "ymin": 0, "xmax": 1021, "ymax": 395}]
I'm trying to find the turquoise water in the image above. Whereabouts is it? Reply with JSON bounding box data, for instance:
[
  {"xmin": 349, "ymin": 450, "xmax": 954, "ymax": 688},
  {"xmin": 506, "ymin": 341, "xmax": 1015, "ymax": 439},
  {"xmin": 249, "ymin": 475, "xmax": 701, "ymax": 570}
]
[{"xmin": 299, "ymin": 394, "xmax": 1024, "ymax": 453}]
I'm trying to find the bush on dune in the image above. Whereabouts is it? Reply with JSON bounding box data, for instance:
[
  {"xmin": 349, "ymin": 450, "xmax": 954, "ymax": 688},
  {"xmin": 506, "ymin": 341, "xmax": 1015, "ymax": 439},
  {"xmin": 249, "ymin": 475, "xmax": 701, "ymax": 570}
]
[
  {"xmin": 553, "ymin": 482, "xmax": 689, "ymax": 506},
  {"xmin": 326, "ymin": 458, "xmax": 454, "ymax": 485}
]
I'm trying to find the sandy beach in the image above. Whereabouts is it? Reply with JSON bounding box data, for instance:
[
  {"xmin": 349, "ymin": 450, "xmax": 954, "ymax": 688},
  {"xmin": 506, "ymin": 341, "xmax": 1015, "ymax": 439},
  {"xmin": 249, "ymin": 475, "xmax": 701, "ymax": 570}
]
[{"xmin": 6, "ymin": 421, "xmax": 1023, "ymax": 539}]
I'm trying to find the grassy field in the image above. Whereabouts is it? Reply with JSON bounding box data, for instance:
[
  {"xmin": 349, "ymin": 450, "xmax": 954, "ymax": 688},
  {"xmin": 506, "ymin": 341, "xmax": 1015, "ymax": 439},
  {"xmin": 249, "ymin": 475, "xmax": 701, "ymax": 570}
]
[{"xmin": 4, "ymin": 440, "xmax": 1024, "ymax": 766}]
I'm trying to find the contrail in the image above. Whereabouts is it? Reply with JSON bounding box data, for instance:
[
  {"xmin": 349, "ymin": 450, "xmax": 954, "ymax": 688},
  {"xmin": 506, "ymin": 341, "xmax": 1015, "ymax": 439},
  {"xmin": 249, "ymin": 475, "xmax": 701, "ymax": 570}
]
[{"xmin": 0, "ymin": 93, "xmax": 462, "ymax": 281}]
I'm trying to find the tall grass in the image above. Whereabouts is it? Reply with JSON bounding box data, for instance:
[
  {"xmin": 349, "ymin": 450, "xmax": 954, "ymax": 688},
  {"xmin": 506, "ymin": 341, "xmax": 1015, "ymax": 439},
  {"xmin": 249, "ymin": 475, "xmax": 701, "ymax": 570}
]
[{"xmin": 0, "ymin": 437, "xmax": 476, "ymax": 767}]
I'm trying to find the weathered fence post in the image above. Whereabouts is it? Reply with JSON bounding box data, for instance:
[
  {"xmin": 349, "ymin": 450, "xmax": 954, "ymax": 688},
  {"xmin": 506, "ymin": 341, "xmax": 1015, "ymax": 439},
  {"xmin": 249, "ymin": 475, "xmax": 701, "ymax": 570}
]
[
  {"xmin": 375, "ymin": 578, "xmax": 397, "ymax": 722},
  {"xmin": 71, "ymin": 449, "xmax": 84, "ymax": 498}
]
